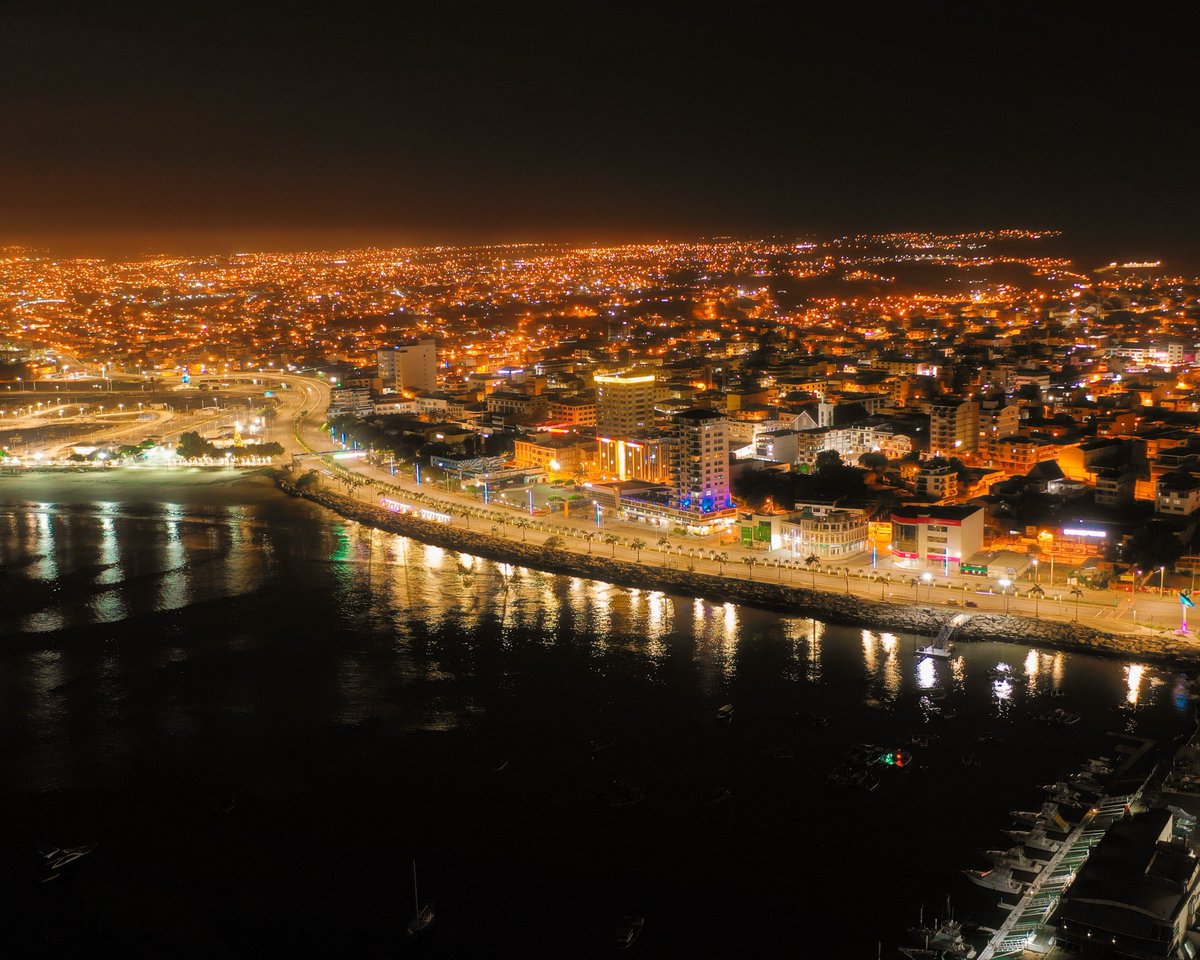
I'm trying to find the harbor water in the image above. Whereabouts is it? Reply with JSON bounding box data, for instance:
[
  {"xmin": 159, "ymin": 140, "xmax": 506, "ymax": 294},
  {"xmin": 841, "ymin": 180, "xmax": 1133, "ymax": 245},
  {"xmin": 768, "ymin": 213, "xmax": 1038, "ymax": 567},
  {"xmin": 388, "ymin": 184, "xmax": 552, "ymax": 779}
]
[{"xmin": 0, "ymin": 470, "xmax": 1192, "ymax": 958}]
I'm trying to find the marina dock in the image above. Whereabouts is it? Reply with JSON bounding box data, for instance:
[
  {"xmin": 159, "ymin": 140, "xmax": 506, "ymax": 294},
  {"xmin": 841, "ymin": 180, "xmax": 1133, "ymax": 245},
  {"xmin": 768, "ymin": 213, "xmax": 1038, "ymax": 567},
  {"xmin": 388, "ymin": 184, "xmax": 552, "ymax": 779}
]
[{"xmin": 979, "ymin": 792, "xmax": 1136, "ymax": 959}]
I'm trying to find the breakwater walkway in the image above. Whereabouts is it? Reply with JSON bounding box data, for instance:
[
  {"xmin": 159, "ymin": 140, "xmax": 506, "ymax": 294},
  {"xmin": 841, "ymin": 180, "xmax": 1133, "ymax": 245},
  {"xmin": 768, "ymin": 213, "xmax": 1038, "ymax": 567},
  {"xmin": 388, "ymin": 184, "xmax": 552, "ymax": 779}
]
[{"xmin": 273, "ymin": 471, "xmax": 1200, "ymax": 666}]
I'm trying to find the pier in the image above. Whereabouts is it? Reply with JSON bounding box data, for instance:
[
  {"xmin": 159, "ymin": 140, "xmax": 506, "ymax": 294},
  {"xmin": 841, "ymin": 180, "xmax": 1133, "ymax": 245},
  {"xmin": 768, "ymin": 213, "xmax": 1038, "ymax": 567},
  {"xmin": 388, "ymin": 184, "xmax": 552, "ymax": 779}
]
[{"xmin": 979, "ymin": 792, "xmax": 1136, "ymax": 959}]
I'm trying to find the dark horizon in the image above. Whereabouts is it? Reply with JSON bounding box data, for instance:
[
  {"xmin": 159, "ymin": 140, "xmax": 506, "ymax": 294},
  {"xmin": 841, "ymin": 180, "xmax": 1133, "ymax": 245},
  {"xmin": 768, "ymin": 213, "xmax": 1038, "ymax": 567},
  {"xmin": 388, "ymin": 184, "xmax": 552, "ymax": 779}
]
[{"xmin": 2, "ymin": 4, "xmax": 1197, "ymax": 262}]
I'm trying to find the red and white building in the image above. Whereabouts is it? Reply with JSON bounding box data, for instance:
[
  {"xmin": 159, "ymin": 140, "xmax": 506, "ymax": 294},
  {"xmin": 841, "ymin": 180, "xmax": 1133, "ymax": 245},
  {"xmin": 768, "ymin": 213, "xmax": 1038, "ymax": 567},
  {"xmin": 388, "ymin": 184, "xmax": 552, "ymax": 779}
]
[{"xmin": 890, "ymin": 505, "xmax": 985, "ymax": 571}]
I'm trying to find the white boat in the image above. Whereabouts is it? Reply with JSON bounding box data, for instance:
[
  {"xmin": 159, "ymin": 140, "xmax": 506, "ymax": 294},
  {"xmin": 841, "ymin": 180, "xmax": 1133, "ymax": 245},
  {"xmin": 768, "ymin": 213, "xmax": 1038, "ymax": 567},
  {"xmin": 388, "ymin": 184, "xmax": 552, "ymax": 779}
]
[
  {"xmin": 908, "ymin": 904, "xmax": 977, "ymax": 959},
  {"xmin": 406, "ymin": 860, "xmax": 435, "ymax": 936},
  {"xmin": 983, "ymin": 845, "xmax": 1043, "ymax": 874},
  {"xmin": 1004, "ymin": 823, "xmax": 1061, "ymax": 853},
  {"xmin": 962, "ymin": 865, "xmax": 1026, "ymax": 895},
  {"xmin": 1083, "ymin": 757, "xmax": 1114, "ymax": 775},
  {"xmin": 714, "ymin": 704, "xmax": 734, "ymax": 722},
  {"xmin": 1010, "ymin": 803, "xmax": 1060, "ymax": 827}
]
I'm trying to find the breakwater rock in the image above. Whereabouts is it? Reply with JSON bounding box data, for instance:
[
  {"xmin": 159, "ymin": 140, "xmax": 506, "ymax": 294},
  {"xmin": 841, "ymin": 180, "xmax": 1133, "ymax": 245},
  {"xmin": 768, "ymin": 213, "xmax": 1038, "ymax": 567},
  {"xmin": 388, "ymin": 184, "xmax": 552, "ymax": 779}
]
[{"xmin": 274, "ymin": 473, "xmax": 1200, "ymax": 666}]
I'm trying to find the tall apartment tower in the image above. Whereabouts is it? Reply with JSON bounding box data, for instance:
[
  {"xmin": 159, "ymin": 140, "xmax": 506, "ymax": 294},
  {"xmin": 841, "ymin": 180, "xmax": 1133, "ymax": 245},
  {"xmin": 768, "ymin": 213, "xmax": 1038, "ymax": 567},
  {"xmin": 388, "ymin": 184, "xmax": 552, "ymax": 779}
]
[
  {"xmin": 672, "ymin": 408, "xmax": 730, "ymax": 513},
  {"xmin": 928, "ymin": 397, "xmax": 980, "ymax": 456},
  {"xmin": 377, "ymin": 340, "xmax": 437, "ymax": 393},
  {"xmin": 595, "ymin": 371, "xmax": 657, "ymax": 434}
]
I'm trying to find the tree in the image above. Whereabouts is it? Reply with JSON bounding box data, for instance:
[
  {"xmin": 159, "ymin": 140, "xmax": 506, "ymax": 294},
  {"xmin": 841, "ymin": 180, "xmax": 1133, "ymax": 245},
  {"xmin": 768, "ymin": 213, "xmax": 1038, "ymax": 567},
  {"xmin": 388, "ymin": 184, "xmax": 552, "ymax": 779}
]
[
  {"xmin": 630, "ymin": 538, "xmax": 647, "ymax": 561},
  {"xmin": 1029, "ymin": 584, "xmax": 1045, "ymax": 618},
  {"xmin": 515, "ymin": 519, "xmax": 530, "ymax": 541},
  {"xmin": 716, "ymin": 552, "xmax": 729, "ymax": 575},
  {"xmin": 584, "ymin": 532, "xmax": 597, "ymax": 554},
  {"xmin": 1128, "ymin": 520, "xmax": 1184, "ymax": 572},
  {"xmin": 805, "ymin": 553, "xmax": 820, "ymax": 589},
  {"xmin": 742, "ymin": 556, "xmax": 759, "ymax": 581},
  {"xmin": 544, "ymin": 535, "xmax": 565, "ymax": 551},
  {"xmin": 604, "ymin": 534, "xmax": 620, "ymax": 556},
  {"xmin": 814, "ymin": 450, "xmax": 844, "ymax": 476},
  {"xmin": 177, "ymin": 430, "xmax": 216, "ymax": 459},
  {"xmin": 657, "ymin": 536, "xmax": 672, "ymax": 560},
  {"xmin": 1069, "ymin": 586, "xmax": 1084, "ymax": 622},
  {"xmin": 858, "ymin": 451, "xmax": 888, "ymax": 471},
  {"xmin": 565, "ymin": 494, "xmax": 584, "ymax": 518},
  {"xmin": 294, "ymin": 470, "xmax": 320, "ymax": 492}
]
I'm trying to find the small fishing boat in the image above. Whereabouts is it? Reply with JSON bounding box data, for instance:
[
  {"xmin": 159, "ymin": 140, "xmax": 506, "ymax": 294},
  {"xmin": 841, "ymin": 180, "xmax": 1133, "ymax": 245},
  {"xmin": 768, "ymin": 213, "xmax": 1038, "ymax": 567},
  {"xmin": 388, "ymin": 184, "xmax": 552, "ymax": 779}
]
[{"xmin": 613, "ymin": 915, "xmax": 644, "ymax": 950}]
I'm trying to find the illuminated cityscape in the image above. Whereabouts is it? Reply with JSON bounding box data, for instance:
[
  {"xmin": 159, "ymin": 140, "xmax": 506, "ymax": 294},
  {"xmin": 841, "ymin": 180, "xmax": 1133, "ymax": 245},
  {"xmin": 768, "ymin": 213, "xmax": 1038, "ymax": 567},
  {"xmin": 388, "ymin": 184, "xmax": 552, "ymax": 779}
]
[{"xmin": 4, "ymin": 4, "xmax": 1200, "ymax": 959}]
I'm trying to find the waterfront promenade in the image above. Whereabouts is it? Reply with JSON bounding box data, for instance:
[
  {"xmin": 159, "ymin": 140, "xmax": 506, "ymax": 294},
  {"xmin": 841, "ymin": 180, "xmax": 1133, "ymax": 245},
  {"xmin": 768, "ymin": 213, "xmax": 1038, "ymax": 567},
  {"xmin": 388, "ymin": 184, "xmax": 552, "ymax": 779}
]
[{"xmin": 273, "ymin": 388, "xmax": 1194, "ymax": 654}]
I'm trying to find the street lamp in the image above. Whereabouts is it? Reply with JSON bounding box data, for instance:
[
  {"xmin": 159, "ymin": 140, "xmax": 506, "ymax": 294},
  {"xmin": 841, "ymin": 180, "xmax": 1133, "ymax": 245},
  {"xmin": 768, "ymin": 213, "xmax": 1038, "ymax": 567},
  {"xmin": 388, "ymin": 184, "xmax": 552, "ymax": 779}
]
[
  {"xmin": 922, "ymin": 571, "xmax": 933, "ymax": 603},
  {"xmin": 998, "ymin": 578, "xmax": 1012, "ymax": 615},
  {"xmin": 1159, "ymin": 566, "xmax": 1166, "ymax": 596}
]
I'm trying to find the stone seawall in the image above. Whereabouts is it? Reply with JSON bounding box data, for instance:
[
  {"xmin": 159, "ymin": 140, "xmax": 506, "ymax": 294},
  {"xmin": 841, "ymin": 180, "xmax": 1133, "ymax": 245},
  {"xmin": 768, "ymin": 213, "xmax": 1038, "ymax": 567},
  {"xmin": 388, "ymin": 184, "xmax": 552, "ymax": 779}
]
[{"xmin": 274, "ymin": 473, "xmax": 1199, "ymax": 667}]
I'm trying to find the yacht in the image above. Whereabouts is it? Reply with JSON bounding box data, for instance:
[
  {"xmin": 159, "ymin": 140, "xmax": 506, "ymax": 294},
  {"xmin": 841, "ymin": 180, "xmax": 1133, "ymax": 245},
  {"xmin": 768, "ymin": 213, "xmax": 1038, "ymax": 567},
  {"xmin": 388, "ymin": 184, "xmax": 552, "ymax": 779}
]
[
  {"xmin": 908, "ymin": 907, "xmax": 977, "ymax": 959},
  {"xmin": 982, "ymin": 845, "xmax": 1043, "ymax": 874},
  {"xmin": 1042, "ymin": 781, "xmax": 1081, "ymax": 804},
  {"xmin": 962, "ymin": 865, "xmax": 1026, "ymax": 895},
  {"xmin": 1004, "ymin": 823, "xmax": 1061, "ymax": 853},
  {"xmin": 1009, "ymin": 803, "xmax": 1060, "ymax": 827}
]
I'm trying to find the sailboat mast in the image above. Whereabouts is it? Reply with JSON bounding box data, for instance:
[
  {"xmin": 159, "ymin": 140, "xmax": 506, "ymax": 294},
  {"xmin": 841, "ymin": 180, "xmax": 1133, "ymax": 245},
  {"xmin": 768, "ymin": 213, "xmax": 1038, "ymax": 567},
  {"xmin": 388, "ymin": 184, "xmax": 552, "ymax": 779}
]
[{"xmin": 412, "ymin": 859, "xmax": 419, "ymax": 913}]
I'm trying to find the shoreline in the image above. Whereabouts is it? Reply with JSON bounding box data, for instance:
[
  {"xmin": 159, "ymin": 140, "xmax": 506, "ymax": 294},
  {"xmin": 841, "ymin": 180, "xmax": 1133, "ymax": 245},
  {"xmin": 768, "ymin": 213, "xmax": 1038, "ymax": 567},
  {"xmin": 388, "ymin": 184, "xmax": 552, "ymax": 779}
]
[{"xmin": 272, "ymin": 471, "xmax": 1200, "ymax": 667}]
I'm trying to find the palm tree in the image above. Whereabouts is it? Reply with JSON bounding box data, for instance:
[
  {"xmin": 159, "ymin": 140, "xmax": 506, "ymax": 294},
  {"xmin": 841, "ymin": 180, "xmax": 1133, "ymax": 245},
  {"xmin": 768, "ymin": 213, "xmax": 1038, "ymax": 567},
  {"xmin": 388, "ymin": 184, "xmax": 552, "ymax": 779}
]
[
  {"xmin": 604, "ymin": 534, "xmax": 620, "ymax": 557},
  {"xmin": 1069, "ymin": 586, "xmax": 1084, "ymax": 622},
  {"xmin": 1029, "ymin": 584, "xmax": 1045, "ymax": 618},
  {"xmin": 909, "ymin": 577, "xmax": 920, "ymax": 602},
  {"xmin": 657, "ymin": 536, "xmax": 672, "ymax": 560},
  {"xmin": 630, "ymin": 538, "xmax": 647, "ymax": 561},
  {"xmin": 743, "ymin": 556, "xmax": 759, "ymax": 581},
  {"xmin": 584, "ymin": 532, "xmax": 597, "ymax": 554},
  {"xmin": 515, "ymin": 519, "xmax": 530, "ymax": 541},
  {"xmin": 805, "ymin": 554, "xmax": 820, "ymax": 589},
  {"xmin": 716, "ymin": 552, "xmax": 730, "ymax": 575}
]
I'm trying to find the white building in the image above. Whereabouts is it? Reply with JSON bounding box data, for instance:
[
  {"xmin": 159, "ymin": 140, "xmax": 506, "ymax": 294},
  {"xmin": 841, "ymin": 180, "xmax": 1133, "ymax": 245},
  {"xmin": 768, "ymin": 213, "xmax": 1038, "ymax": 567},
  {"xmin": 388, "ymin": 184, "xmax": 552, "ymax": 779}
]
[
  {"xmin": 378, "ymin": 340, "xmax": 437, "ymax": 393},
  {"xmin": 890, "ymin": 505, "xmax": 984, "ymax": 570}
]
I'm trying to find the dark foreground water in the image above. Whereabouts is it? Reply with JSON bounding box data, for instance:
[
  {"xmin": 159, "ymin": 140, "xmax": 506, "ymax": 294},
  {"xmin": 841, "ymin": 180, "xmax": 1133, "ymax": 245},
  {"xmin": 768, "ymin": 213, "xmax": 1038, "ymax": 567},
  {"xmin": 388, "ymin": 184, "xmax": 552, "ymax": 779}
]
[{"xmin": 0, "ymin": 470, "xmax": 1191, "ymax": 959}]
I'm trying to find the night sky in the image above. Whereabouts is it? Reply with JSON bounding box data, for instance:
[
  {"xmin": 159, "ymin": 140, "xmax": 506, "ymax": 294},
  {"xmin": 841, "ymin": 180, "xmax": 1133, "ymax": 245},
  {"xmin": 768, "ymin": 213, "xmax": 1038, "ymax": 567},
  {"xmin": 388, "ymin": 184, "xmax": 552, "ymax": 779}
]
[{"xmin": 2, "ymin": 3, "xmax": 1196, "ymax": 257}]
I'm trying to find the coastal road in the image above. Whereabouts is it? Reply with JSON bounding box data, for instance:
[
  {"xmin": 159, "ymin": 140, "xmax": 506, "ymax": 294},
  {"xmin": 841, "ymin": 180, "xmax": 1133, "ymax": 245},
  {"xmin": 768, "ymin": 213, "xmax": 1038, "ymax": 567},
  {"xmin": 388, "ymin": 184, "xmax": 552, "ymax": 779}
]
[{"xmin": 309, "ymin": 447, "xmax": 1194, "ymax": 643}]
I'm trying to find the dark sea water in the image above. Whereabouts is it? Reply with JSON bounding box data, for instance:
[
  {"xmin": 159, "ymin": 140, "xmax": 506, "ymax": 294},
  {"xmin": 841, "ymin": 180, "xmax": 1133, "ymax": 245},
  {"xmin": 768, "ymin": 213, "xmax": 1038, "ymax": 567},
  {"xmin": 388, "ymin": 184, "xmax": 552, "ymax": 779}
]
[{"xmin": 0, "ymin": 470, "xmax": 1192, "ymax": 959}]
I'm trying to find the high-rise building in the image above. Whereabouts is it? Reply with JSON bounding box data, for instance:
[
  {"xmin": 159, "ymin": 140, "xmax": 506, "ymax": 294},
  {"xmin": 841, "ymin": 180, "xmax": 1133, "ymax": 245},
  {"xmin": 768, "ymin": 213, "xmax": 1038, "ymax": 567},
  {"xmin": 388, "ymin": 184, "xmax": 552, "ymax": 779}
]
[
  {"xmin": 672, "ymin": 408, "xmax": 730, "ymax": 513},
  {"xmin": 596, "ymin": 432, "xmax": 673, "ymax": 482},
  {"xmin": 378, "ymin": 340, "xmax": 437, "ymax": 393},
  {"xmin": 928, "ymin": 397, "xmax": 979, "ymax": 456},
  {"xmin": 594, "ymin": 371, "xmax": 656, "ymax": 434}
]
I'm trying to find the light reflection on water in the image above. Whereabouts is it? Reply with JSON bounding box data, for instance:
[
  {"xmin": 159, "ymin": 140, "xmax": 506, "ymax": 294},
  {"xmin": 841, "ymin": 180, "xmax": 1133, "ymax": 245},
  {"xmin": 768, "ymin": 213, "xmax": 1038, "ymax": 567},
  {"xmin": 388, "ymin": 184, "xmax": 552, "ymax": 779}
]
[
  {"xmin": 3, "ymin": 473, "xmax": 1196, "ymax": 960},
  {"xmin": 0, "ymin": 475, "xmax": 1193, "ymax": 782}
]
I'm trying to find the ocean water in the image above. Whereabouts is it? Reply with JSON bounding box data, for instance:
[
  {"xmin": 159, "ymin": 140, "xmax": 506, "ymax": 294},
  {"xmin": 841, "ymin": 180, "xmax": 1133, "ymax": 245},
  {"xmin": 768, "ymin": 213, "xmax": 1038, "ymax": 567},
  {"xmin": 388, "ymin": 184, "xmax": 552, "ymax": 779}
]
[{"xmin": 0, "ymin": 470, "xmax": 1190, "ymax": 959}]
